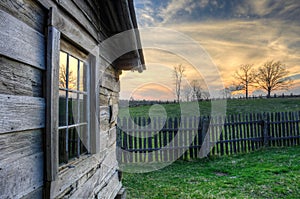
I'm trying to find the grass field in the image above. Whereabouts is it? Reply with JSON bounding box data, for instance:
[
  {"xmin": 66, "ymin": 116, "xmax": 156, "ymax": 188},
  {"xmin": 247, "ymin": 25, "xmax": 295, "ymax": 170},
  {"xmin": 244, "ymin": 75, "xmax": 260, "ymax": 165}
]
[
  {"xmin": 123, "ymin": 146, "xmax": 300, "ymax": 199},
  {"xmin": 118, "ymin": 98, "xmax": 300, "ymax": 119}
]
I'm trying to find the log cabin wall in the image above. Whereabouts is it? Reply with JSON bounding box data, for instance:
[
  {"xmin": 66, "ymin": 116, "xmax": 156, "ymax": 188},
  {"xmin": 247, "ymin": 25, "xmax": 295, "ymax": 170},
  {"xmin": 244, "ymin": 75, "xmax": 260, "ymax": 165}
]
[{"xmin": 0, "ymin": 0, "xmax": 143, "ymax": 198}]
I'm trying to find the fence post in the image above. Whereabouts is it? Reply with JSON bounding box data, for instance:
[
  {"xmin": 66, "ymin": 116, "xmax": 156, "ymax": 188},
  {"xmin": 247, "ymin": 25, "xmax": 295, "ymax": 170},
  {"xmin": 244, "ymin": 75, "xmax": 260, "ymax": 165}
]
[
  {"xmin": 199, "ymin": 116, "xmax": 210, "ymax": 158},
  {"xmin": 262, "ymin": 113, "xmax": 270, "ymax": 147}
]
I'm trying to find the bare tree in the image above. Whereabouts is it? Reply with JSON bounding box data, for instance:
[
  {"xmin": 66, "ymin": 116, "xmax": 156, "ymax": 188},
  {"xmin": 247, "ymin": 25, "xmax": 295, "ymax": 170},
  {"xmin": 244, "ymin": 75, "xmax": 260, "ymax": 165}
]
[
  {"xmin": 233, "ymin": 64, "xmax": 256, "ymax": 99},
  {"xmin": 191, "ymin": 80, "xmax": 203, "ymax": 101},
  {"xmin": 173, "ymin": 64, "xmax": 185, "ymax": 102},
  {"xmin": 182, "ymin": 85, "xmax": 192, "ymax": 102},
  {"xmin": 59, "ymin": 65, "xmax": 77, "ymax": 90},
  {"xmin": 221, "ymin": 87, "xmax": 233, "ymax": 99},
  {"xmin": 256, "ymin": 60, "xmax": 293, "ymax": 98}
]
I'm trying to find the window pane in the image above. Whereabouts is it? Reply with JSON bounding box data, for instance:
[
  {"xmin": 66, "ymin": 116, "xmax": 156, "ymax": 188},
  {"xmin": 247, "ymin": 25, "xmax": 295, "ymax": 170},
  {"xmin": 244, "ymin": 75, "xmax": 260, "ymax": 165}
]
[
  {"xmin": 59, "ymin": 52, "xmax": 68, "ymax": 88},
  {"xmin": 68, "ymin": 56, "xmax": 78, "ymax": 90},
  {"xmin": 68, "ymin": 92, "xmax": 79, "ymax": 125},
  {"xmin": 68, "ymin": 127, "xmax": 79, "ymax": 160},
  {"xmin": 79, "ymin": 61, "xmax": 87, "ymax": 91},
  {"xmin": 59, "ymin": 129, "xmax": 67, "ymax": 164},
  {"xmin": 79, "ymin": 94, "xmax": 88, "ymax": 123},
  {"xmin": 59, "ymin": 90, "xmax": 67, "ymax": 127},
  {"xmin": 79, "ymin": 125, "xmax": 88, "ymax": 153}
]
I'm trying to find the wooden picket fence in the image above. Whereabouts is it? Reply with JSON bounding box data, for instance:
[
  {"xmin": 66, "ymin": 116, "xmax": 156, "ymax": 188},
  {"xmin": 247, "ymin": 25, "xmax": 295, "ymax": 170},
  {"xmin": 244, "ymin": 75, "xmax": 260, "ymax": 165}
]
[{"xmin": 116, "ymin": 111, "xmax": 300, "ymax": 163}]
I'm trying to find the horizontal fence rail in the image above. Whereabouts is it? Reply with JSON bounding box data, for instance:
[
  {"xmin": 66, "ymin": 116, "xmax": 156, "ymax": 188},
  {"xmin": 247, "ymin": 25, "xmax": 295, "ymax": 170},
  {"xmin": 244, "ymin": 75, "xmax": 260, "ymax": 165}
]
[{"xmin": 116, "ymin": 111, "xmax": 300, "ymax": 163}]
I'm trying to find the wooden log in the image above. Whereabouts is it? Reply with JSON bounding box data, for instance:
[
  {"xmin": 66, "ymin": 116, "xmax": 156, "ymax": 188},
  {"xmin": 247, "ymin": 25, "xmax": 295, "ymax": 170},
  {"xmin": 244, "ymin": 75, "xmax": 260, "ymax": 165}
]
[
  {"xmin": 0, "ymin": 152, "xmax": 44, "ymax": 198},
  {"xmin": 49, "ymin": 7, "xmax": 97, "ymax": 53},
  {"xmin": 0, "ymin": 9, "xmax": 45, "ymax": 70},
  {"xmin": 0, "ymin": 94, "xmax": 45, "ymax": 134},
  {"xmin": 0, "ymin": 0, "xmax": 46, "ymax": 33},
  {"xmin": 0, "ymin": 56, "xmax": 43, "ymax": 97},
  {"xmin": 0, "ymin": 129, "xmax": 42, "ymax": 164},
  {"xmin": 50, "ymin": 154, "xmax": 102, "ymax": 198}
]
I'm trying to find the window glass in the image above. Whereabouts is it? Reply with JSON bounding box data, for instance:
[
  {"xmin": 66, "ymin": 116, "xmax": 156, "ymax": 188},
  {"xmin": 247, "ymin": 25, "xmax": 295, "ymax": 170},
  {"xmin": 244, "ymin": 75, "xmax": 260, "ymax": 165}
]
[
  {"xmin": 59, "ymin": 52, "xmax": 68, "ymax": 88},
  {"xmin": 58, "ymin": 50, "xmax": 89, "ymax": 165},
  {"xmin": 68, "ymin": 56, "xmax": 78, "ymax": 90}
]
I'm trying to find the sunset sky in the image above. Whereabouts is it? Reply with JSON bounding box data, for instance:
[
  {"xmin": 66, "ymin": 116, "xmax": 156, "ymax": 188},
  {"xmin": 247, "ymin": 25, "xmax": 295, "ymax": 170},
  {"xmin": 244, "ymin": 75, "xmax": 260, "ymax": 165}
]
[{"xmin": 120, "ymin": 0, "xmax": 300, "ymax": 100}]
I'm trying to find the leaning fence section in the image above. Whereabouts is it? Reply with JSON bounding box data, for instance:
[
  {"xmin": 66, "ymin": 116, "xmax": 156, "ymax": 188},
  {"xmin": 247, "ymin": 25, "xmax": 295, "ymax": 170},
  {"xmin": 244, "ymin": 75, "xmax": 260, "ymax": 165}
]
[{"xmin": 116, "ymin": 111, "xmax": 300, "ymax": 163}]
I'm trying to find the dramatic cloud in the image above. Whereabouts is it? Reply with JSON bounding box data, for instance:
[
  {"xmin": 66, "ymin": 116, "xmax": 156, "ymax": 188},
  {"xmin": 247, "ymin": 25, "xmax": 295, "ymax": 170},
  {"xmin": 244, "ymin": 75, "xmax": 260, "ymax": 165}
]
[{"xmin": 124, "ymin": 0, "xmax": 300, "ymax": 100}]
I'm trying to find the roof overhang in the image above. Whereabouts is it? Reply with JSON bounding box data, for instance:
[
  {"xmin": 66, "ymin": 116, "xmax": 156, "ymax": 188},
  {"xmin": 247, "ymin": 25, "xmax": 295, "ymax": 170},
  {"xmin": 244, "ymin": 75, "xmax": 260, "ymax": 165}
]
[{"xmin": 100, "ymin": 0, "xmax": 145, "ymax": 73}]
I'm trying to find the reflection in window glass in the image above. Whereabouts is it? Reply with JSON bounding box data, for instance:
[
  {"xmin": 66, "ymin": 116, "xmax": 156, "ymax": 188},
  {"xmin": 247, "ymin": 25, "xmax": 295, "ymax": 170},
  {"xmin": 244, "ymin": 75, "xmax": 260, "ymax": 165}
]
[
  {"xmin": 59, "ymin": 129, "xmax": 67, "ymax": 165},
  {"xmin": 79, "ymin": 94, "xmax": 88, "ymax": 123},
  {"xmin": 58, "ymin": 50, "xmax": 89, "ymax": 165},
  {"xmin": 59, "ymin": 90, "xmax": 67, "ymax": 127},
  {"xmin": 59, "ymin": 52, "xmax": 68, "ymax": 88},
  {"xmin": 68, "ymin": 56, "xmax": 78, "ymax": 90},
  {"xmin": 79, "ymin": 61, "xmax": 86, "ymax": 91},
  {"xmin": 68, "ymin": 97, "xmax": 78, "ymax": 125}
]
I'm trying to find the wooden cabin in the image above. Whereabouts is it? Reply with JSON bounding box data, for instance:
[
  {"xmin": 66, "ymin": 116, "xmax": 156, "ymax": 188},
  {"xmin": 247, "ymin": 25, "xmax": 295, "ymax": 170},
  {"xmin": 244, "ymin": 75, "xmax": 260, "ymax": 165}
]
[{"xmin": 0, "ymin": 0, "xmax": 144, "ymax": 198}]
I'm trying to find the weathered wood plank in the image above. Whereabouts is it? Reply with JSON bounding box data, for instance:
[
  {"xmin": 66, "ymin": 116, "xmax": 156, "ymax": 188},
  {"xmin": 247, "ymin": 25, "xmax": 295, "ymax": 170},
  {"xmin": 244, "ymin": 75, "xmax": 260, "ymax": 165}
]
[
  {"xmin": 45, "ymin": 24, "xmax": 60, "ymax": 182},
  {"xmin": 21, "ymin": 187, "xmax": 43, "ymax": 199},
  {"xmin": 0, "ymin": 152, "xmax": 44, "ymax": 199},
  {"xmin": 49, "ymin": 6, "xmax": 97, "ymax": 53},
  {"xmin": 0, "ymin": 129, "xmax": 43, "ymax": 163},
  {"xmin": 0, "ymin": 9, "xmax": 45, "ymax": 70},
  {"xmin": 97, "ymin": 172, "xmax": 122, "ymax": 199},
  {"xmin": 54, "ymin": 0, "xmax": 99, "ymax": 42},
  {"xmin": 0, "ymin": 56, "xmax": 43, "ymax": 97},
  {"xmin": 51, "ymin": 154, "xmax": 102, "ymax": 198},
  {"xmin": 0, "ymin": 94, "xmax": 45, "ymax": 134},
  {"xmin": 72, "ymin": 0, "xmax": 101, "ymax": 31},
  {"xmin": 0, "ymin": 0, "xmax": 46, "ymax": 33}
]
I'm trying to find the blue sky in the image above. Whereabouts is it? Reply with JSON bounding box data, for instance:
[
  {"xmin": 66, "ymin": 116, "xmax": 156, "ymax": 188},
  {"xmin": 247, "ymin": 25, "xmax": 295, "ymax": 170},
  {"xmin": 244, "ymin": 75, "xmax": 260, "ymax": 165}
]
[{"xmin": 120, "ymin": 0, "xmax": 300, "ymax": 100}]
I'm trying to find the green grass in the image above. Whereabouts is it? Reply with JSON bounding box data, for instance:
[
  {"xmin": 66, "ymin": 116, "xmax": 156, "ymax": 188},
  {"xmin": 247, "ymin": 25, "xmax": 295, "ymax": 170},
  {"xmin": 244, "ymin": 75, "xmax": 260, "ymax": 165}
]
[
  {"xmin": 123, "ymin": 146, "xmax": 300, "ymax": 199},
  {"xmin": 119, "ymin": 98, "xmax": 300, "ymax": 119}
]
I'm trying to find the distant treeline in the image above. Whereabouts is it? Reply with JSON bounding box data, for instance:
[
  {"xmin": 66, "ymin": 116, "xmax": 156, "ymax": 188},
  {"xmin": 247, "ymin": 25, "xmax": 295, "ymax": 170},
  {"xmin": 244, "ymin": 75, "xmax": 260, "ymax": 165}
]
[{"xmin": 120, "ymin": 93, "xmax": 300, "ymax": 108}]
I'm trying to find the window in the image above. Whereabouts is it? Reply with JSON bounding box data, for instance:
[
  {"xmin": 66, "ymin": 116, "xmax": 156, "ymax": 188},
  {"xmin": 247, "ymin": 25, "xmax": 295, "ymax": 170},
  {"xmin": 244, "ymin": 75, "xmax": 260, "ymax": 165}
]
[
  {"xmin": 46, "ymin": 10, "xmax": 99, "ymax": 185},
  {"xmin": 58, "ymin": 49, "xmax": 90, "ymax": 165}
]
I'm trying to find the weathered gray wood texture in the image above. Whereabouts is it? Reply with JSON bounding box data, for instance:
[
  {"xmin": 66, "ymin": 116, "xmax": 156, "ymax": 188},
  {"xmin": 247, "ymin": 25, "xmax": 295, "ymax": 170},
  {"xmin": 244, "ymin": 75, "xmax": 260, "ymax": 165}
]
[
  {"xmin": 70, "ymin": 147, "xmax": 121, "ymax": 199},
  {"xmin": 0, "ymin": 0, "xmax": 46, "ymax": 33},
  {"xmin": 0, "ymin": 130, "xmax": 43, "ymax": 198},
  {"xmin": 48, "ymin": 6, "xmax": 97, "ymax": 53},
  {"xmin": 0, "ymin": 56, "xmax": 43, "ymax": 97},
  {"xmin": 0, "ymin": 153, "xmax": 44, "ymax": 198},
  {"xmin": 45, "ymin": 24, "xmax": 60, "ymax": 182},
  {"xmin": 0, "ymin": 9, "xmax": 45, "ymax": 70},
  {"xmin": 0, "ymin": 94, "xmax": 45, "ymax": 134},
  {"xmin": 0, "ymin": 129, "xmax": 42, "ymax": 163}
]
